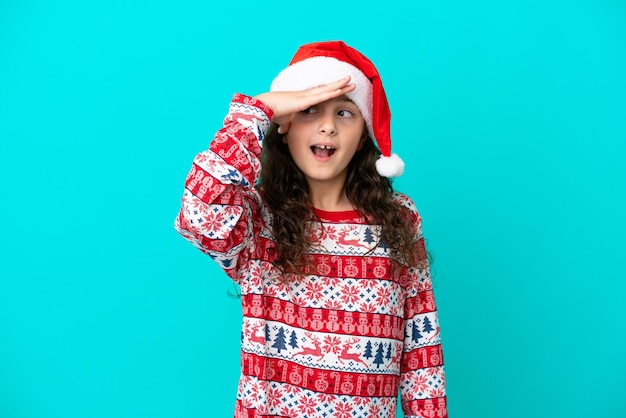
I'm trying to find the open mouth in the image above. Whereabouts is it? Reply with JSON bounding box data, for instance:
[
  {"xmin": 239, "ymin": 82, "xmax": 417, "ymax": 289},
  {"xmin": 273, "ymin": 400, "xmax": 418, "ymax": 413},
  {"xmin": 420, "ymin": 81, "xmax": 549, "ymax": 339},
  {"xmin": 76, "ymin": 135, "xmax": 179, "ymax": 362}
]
[{"xmin": 311, "ymin": 144, "xmax": 336, "ymax": 158}]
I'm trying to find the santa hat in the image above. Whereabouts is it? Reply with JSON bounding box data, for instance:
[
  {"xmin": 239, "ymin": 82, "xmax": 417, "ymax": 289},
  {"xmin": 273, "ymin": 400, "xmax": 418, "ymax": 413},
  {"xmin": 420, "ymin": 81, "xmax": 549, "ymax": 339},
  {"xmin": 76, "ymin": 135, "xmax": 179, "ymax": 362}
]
[{"xmin": 270, "ymin": 41, "xmax": 404, "ymax": 177}]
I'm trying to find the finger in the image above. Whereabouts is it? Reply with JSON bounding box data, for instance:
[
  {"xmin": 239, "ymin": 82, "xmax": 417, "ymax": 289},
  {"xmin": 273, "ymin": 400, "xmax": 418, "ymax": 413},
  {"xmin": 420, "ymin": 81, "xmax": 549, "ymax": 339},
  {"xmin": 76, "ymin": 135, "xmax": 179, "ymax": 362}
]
[
  {"xmin": 297, "ymin": 82, "xmax": 356, "ymax": 110},
  {"xmin": 274, "ymin": 115, "xmax": 290, "ymax": 134},
  {"xmin": 322, "ymin": 75, "xmax": 352, "ymax": 88},
  {"xmin": 305, "ymin": 76, "xmax": 352, "ymax": 95},
  {"xmin": 277, "ymin": 120, "xmax": 290, "ymax": 134}
]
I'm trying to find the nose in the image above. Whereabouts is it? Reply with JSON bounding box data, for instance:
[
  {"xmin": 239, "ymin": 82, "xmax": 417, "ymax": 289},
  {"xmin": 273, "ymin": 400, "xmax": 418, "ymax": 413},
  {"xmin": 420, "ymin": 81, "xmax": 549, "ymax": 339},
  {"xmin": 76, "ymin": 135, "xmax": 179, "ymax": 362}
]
[{"xmin": 318, "ymin": 112, "xmax": 337, "ymax": 136}]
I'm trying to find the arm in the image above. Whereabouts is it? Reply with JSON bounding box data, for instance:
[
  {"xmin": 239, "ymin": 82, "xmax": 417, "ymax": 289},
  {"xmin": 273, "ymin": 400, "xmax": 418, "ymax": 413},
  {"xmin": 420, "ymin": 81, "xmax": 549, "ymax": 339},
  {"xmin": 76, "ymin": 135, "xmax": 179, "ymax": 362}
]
[
  {"xmin": 174, "ymin": 94, "xmax": 273, "ymax": 282},
  {"xmin": 175, "ymin": 78, "xmax": 358, "ymax": 281},
  {"xmin": 398, "ymin": 200, "xmax": 448, "ymax": 418}
]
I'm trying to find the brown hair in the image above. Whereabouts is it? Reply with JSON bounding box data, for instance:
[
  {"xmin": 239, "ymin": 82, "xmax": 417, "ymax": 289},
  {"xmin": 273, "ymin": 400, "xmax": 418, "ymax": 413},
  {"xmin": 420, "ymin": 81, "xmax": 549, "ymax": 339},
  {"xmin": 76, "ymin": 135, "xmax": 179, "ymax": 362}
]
[{"xmin": 259, "ymin": 123, "xmax": 423, "ymax": 277}]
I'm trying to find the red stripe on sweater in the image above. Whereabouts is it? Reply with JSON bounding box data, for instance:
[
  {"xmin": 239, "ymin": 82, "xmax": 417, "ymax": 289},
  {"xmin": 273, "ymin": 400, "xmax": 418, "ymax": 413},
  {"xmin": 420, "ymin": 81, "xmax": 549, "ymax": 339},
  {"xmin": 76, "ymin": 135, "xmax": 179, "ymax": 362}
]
[
  {"xmin": 404, "ymin": 289, "xmax": 437, "ymax": 317},
  {"xmin": 240, "ymin": 352, "xmax": 399, "ymax": 398},
  {"xmin": 242, "ymin": 294, "xmax": 405, "ymax": 340},
  {"xmin": 402, "ymin": 397, "xmax": 448, "ymax": 418},
  {"xmin": 400, "ymin": 345, "xmax": 444, "ymax": 372}
]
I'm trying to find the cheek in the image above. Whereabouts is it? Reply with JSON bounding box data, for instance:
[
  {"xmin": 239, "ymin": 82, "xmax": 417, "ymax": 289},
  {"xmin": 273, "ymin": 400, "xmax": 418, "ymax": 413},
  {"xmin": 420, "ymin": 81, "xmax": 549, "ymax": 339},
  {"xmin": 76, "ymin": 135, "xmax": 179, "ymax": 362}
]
[
  {"xmin": 285, "ymin": 135, "xmax": 308, "ymax": 159},
  {"xmin": 285, "ymin": 139, "xmax": 297, "ymax": 157},
  {"xmin": 356, "ymin": 136, "xmax": 366, "ymax": 151},
  {"xmin": 351, "ymin": 128, "xmax": 368, "ymax": 152},
  {"xmin": 285, "ymin": 123, "xmax": 310, "ymax": 143},
  {"xmin": 339, "ymin": 121, "xmax": 366, "ymax": 148}
]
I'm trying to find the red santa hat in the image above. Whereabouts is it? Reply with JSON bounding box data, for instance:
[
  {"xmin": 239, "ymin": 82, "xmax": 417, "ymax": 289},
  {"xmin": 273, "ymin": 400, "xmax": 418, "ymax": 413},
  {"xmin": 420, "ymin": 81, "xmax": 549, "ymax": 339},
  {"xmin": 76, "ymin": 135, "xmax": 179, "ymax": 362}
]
[{"xmin": 270, "ymin": 41, "xmax": 405, "ymax": 177}]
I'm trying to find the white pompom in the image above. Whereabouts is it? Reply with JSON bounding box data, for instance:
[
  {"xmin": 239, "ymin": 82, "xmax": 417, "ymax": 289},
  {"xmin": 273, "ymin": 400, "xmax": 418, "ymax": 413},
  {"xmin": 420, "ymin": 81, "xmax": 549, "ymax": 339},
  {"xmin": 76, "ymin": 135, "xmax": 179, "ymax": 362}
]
[{"xmin": 375, "ymin": 153, "xmax": 405, "ymax": 177}]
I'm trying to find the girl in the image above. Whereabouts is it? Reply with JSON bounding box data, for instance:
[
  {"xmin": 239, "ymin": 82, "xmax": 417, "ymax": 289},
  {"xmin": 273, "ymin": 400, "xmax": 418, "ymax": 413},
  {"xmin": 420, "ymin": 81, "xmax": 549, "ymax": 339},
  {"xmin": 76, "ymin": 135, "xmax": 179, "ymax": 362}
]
[{"xmin": 175, "ymin": 41, "xmax": 447, "ymax": 418}]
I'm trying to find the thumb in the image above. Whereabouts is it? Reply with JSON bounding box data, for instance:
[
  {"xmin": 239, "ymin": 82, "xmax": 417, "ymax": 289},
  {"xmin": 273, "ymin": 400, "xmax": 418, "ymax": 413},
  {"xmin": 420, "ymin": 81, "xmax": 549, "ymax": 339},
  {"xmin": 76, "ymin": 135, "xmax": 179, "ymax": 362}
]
[
  {"xmin": 275, "ymin": 115, "xmax": 290, "ymax": 134},
  {"xmin": 277, "ymin": 121, "xmax": 290, "ymax": 134}
]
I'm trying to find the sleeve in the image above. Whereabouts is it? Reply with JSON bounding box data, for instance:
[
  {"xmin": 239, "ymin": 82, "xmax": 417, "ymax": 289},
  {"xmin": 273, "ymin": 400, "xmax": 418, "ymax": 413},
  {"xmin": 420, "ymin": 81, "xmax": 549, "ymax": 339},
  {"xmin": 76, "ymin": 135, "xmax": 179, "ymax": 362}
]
[
  {"xmin": 398, "ymin": 199, "xmax": 448, "ymax": 418},
  {"xmin": 174, "ymin": 93, "xmax": 273, "ymax": 283}
]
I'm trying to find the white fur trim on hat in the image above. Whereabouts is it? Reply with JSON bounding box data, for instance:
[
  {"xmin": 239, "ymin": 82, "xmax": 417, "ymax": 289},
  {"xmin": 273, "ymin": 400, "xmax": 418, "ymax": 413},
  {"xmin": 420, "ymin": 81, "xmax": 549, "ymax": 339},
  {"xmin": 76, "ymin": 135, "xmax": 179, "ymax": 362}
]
[
  {"xmin": 270, "ymin": 56, "xmax": 375, "ymax": 140},
  {"xmin": 376, "ymin": 153, "xmax": 405, "ymax": 177}
]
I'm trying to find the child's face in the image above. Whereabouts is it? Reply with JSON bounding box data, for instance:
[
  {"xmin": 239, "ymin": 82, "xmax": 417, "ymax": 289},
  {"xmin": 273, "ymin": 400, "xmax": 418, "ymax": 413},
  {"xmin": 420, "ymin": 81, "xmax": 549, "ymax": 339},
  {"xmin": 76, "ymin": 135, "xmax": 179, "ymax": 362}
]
[{"xmin": 284, "ymin": 96, "xmax": 365, "ymax": 189}]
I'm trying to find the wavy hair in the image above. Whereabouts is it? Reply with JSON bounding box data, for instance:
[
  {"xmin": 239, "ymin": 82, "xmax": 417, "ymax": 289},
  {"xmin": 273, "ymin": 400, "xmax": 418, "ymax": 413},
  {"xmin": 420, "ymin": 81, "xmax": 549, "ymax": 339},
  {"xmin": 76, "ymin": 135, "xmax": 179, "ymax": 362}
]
[{"xmin": 259, "ymin": 123, "xmax": 424, "ymax": 278}]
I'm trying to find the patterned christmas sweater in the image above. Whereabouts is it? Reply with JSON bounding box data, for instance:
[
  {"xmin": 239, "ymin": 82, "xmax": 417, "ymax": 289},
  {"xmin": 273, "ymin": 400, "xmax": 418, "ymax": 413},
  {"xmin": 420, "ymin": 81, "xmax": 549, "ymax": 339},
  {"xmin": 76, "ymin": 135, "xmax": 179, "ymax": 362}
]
[{"xmin": 174, "ymin": 94, "xmax": 447, "ymax": 418}]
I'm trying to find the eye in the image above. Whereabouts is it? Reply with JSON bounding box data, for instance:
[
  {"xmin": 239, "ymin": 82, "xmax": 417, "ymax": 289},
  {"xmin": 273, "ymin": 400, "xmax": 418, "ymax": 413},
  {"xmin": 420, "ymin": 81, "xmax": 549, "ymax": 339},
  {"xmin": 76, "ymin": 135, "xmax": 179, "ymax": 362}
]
[
  {"xmin": 338, "ymin": 109, "xmax": 355, "ymax": 118},
  {"xmin": 301, "ymin": 106, "xmax": 317, "ymax": 114}
]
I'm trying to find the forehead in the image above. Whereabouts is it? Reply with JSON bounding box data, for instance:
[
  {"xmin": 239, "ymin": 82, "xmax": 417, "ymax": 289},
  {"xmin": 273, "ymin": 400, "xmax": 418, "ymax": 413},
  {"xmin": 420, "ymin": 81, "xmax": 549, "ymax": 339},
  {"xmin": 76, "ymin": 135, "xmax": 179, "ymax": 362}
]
[
  {"xmin": 320, "ymin": 95, "xmax": 359, "ymax": 108},
  {"xmin": 334, "ymin": 95, "xmax": 355, "ymax": 103}
]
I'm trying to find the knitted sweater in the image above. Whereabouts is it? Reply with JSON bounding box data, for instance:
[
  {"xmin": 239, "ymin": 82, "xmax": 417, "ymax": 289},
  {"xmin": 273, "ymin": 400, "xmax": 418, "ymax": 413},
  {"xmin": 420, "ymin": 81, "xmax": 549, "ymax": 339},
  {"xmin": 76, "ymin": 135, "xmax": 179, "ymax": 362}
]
[{"xmin": 174, "ymin": 94, "xmax": 447, "ymax": 418}]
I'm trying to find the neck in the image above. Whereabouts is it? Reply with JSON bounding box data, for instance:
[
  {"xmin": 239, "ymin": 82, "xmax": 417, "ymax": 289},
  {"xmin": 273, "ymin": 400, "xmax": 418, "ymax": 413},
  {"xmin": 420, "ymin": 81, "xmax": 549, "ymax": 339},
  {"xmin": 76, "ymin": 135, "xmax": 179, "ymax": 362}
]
[{"xmin": 307, "ymin": 178, "xmax": 353, "ymax": 212}]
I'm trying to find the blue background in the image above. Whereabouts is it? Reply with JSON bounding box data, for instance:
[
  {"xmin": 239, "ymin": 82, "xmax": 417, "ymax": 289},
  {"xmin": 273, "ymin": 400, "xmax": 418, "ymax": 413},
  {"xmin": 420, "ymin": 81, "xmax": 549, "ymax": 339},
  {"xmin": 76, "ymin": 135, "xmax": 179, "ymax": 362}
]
[{"xmin": 1, "ymin": 0, "xmax": 625, "ymax": 417}]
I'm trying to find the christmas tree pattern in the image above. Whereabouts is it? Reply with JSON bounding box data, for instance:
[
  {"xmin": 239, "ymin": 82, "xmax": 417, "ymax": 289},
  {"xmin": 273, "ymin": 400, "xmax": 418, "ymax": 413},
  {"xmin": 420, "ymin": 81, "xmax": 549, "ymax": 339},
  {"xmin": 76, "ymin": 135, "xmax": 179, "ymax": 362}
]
[
  {"xmin": 411, "ymin": 321, "xmax": 422, "ymax": 343},
  {"xmin": 272, "ymin": 327, "xmax": 287, "ymax": 353},
  {"xmin": 289, "ymin": 330, "xmax": 299, "ymax": 349},
  {"xmin": 265, "ymin": 324, "xmax": 272, "ymax": 344},
  {"xmin": 422, "ymin": 316, "xmax": 434, "ymax": 334},
  {"xmin": 373, "ymin": 342, "xmax": 385, "ymax": 369},
  {"xmin": 363, "ymin": 227, "xmax": 376, "ymax": 244},
  {"xmin": 363, "ymin": 340, "xmax": 373, "ymax": 359}
]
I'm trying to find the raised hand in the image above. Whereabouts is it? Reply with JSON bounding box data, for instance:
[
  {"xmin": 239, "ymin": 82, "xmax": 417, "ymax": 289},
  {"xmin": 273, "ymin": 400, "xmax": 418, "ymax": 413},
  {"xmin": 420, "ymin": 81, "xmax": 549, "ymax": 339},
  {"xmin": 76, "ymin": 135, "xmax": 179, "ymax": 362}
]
[{"xmin": 254, "ymin": 76, "xmax": 356, "ymax": 134}]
